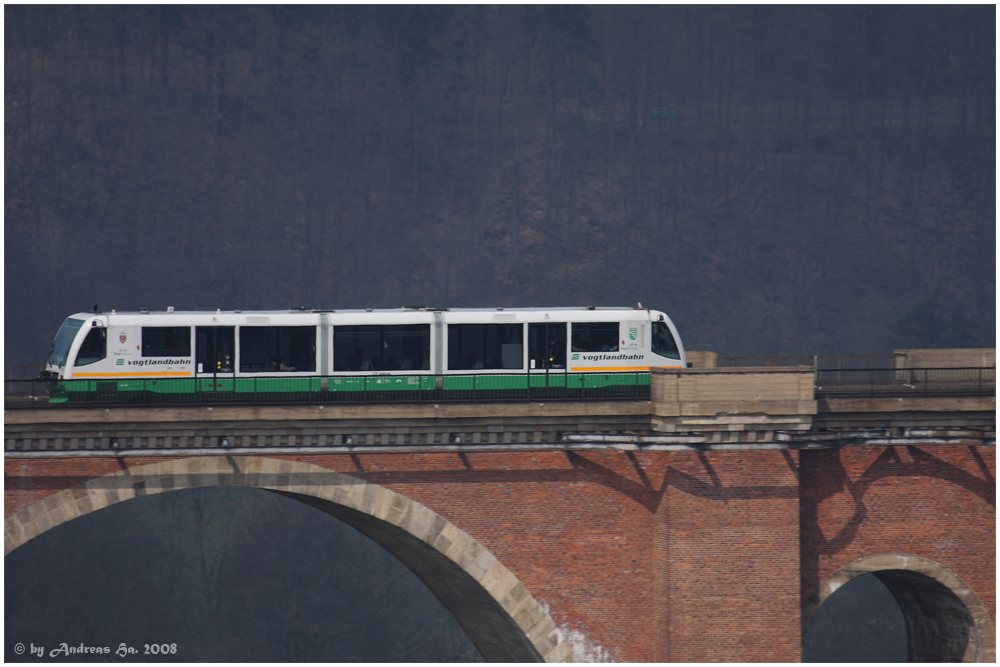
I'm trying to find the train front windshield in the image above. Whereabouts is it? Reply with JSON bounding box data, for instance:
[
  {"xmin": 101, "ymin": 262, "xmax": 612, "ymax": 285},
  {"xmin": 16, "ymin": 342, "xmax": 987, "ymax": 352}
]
[
  {"xmin": 651, "ymin": 320, "xmax": 680, "ymax": 360},
  {"xmin": 47, "ymin": 318, "xmax": 85, "ymax": 368}
]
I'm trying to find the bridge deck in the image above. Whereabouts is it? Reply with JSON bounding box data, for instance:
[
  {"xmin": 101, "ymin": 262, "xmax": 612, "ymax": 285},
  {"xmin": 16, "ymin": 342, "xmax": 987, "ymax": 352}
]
[
  {"xmin": 4, "ymin": 395, "xmax": 993, "ymax": 455},
  {"xmin": 6, "ymin": 361, "xmax": 993, "ymax": 454}
]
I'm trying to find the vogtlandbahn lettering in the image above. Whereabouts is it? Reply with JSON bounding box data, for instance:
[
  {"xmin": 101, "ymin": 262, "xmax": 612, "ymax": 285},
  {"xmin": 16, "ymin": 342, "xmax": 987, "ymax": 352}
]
[
  {"xmin": 580, "ymin": 354, "xmax": 644, "ymax": 361},
  {"xmin": 128, "ymin": 359, "xmax": 190, "ymax": 367}
]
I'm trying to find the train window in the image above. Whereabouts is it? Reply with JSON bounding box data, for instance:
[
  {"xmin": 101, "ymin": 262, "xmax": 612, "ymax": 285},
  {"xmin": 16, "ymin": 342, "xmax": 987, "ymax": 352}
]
[
  {"xmin": 334, "ymin": 325, "xmax": 430, "ymax": 372},
  {"xmin": 142, "ymin": 327, "xmax": 191, "ymax": 357},
  {"xmin": 239, "ymin": 326, "xmax": 317, "ymax": 373},
  {"xmin": 333, "ymin": 326, "xmax": 381, "ymax": 371},
  {"xmin": 47, "ymin": 318, "xmax": 85, "ymax": 367},
  {"xmin": 571, "ymin": 322, "xmax": 619, "ymax": 352},
  {"xmin": 74, "ymin": 327, "xmax": 107, "ymax": 367},
  {"xmin": 448, "ymin": 324, "xmax": 523, "ymax": 370},
  {"xmin": 382, "ymin": 325, "xmax": 430, "ymax": 371},
  {"xmin": 651, "ymin": 321, "xmax": 680, "ymax": 359}
]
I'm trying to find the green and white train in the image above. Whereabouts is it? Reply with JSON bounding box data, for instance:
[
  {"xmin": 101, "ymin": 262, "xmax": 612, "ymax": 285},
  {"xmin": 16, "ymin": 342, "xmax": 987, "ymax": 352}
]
[{"xmin": 41, "ymin": 306, "xmax": 686, "ymax": 403}]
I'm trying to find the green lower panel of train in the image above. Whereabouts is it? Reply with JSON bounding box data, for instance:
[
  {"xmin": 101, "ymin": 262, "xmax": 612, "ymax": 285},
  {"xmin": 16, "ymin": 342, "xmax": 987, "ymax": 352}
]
[{"xmin": 45, "ymin": 373, "xmax": 650, "ymax": 403}]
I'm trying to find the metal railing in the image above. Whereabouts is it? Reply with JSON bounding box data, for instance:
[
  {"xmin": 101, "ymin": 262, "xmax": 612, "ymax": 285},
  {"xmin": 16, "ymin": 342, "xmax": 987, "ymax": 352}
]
[
  {"xmin": 7, "ymin": 365, "xmax": 993, "ymax": 407},
  {"xmin": 6, "ymin": 365, "xmax": 44, "ymax": 381},
  {"xmin": 4, "ymin": 366, "xmax": 48, "ymax": 407},
  {"xmin": 815, "ymin": 367, "xmax": 995, "ymax": 399},
  {"xmin": 718, "ymin": 355, "xmax": 897, "ymax": 370}
]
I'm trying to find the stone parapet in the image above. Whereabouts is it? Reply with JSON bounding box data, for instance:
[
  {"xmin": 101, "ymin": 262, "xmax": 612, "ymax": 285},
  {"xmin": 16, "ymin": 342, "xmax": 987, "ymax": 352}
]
[
  {"xmin": 650, "ymin": 367, "xmax": 817, "ymax": 440},
  {"xmin": 683, "ymin": 350, "xmax": 718, "ymax": 369},
  {"xmin": 894, "ymin": 348, "xmax": 996, "ymax": 369}
]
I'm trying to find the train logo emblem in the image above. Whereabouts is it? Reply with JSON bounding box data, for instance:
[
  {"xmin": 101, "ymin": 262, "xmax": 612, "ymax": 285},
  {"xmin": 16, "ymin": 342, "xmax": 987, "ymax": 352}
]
[
  {"xmin": 629, "ymin": 328, "xmax": 638, "ymax": 341},
  {"xmin": 119, "ymin": 333, "xmax": 127, "ymax": 344}
]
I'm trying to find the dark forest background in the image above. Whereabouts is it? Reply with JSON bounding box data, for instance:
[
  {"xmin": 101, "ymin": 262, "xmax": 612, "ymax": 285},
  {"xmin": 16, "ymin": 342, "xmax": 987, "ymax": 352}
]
[{"xmin": 5, "ymin": 5, "xmax": 995, "ymax": 365}]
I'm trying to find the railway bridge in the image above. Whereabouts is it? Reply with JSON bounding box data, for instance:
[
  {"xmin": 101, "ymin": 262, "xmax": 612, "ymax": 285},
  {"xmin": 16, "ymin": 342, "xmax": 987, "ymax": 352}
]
[{"xmin": 4, "ymin": 351, "xmax": 995, "ymax": 662}]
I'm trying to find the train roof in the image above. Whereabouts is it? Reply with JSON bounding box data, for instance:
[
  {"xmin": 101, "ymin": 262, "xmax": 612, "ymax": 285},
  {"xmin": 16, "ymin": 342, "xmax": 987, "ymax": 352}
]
[
  {"xmin": 62, "ymin": 306, "xmax": 681, "ymax": 329},
  {"xmin": 72, "ymin": 305, "xmax": 662, "ymax": 317}
]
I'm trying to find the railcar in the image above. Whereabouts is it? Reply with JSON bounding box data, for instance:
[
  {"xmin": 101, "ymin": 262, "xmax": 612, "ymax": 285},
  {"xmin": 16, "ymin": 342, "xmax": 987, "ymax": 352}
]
[{"xmin": 40, "ymin": 306, "xmax": 685, "ymax": 403}]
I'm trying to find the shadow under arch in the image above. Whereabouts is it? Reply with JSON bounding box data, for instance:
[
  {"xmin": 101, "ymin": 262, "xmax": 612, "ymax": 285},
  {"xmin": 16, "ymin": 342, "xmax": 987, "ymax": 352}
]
[
  {"xmin": 803, "ymin": 553, "xmax": 995, "ymax": 662},
  {"xmin": 3, "ymin": 456, "xmax": 569, "ymax": 663}
]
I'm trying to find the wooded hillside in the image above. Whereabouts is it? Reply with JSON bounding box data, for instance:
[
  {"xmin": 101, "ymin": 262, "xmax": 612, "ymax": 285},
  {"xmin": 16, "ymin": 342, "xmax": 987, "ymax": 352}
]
[{"xmin": 5, "ymin": 6, "xmax": 995, "ymax": 364}]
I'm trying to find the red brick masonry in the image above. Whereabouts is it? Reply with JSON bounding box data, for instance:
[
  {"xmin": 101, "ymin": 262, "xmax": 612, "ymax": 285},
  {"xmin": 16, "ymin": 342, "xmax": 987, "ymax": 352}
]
[{"xmin": 5, "ymin": 445, "xmax": 995, "ymax": 662}]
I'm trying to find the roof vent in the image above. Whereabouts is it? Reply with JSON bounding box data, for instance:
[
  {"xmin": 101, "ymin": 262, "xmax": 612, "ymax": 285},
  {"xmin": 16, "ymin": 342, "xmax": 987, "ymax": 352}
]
[
  {"xmin": 167, "ymin": 306, "xmax": 174, "ymax": 314},
  {"xmin": 140, "ymin": 308, "xmax": 149, "ymax": 314}
]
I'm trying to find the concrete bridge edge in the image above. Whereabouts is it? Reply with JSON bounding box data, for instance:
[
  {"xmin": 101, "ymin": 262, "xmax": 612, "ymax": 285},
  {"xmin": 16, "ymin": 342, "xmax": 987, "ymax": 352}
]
[
  {"xmin": 3, "ymin": 455, "xmax": 573, "ymax": 663},
  {"xmin": 802, "ymin": 552, "xmax": 996, "ymax": 662}
]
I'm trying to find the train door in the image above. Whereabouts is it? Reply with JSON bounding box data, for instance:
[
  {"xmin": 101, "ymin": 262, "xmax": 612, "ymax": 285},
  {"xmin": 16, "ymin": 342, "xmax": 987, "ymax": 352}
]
[
  {"xmin": 196, "ymin": 327, "xmax": 235, "ymax": 394},
  {"xmin": 528, "ymin": 322, "xmax": 567, "ymax": 372}
]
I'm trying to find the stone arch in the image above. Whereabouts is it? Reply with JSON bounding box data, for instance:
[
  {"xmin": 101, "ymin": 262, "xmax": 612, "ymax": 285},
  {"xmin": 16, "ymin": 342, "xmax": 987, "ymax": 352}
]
[
  {"xmin": 3, "ymin": 456, "xmax": 570, "ymax": 663},
  {"xmin": 803, "ymin": 553, "xmax": 995, "ymax": 662}
]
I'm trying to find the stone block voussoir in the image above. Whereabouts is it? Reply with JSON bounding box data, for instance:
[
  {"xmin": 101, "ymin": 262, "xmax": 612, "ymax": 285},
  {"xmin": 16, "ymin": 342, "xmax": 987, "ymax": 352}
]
[
  {"xmin": 399, "ymin": 502, "xmax": 438, "ymax": 543},
  {"xmin": 355, "ymin": 482, "xmax": 383, "ymax": 515},
  {"xmin": 5, "ymin": 517, "xmax": 27, "ymax": 555},
  {"xmin": 478, "ymin": 560, "xmax": 507, "ymax": 594},
  {"xmin": 369, "ymin": 487, "xmax": 399, "ymax": 522},
  {"xmin": 422, "ymin": 513, "xmax": 450, "ymax": 549},
  {"xmin": 531, "ymin": 630, "xmax": 560, "ymax": 661},
  {"xmin": 516, "ymin": 601, "xmax": 547, "ymax": 634},
  {"xmin": 431, "ymin": 519, "xmax": 461, "ymax": 554},
  {"xmin": 526, "ymin": 615, "xmax": 557, "ymax": 644},
  {"xmin": 469, "ymin": 547, "xmax": 499, "ymax": 583},
  {"xmin": 338, "ymin": 475, "xmax": 372, "ymax": 510},
  {"xmin": 543, "ymin": 639, "xmax": 573, "ymax": 663},
  {"xmin": 286, "ymin": 471, "xmax": 325, "ymax": 498},
  {"xmin": 379, "ymin": 493, "xmax": 410, "ymax": 527},
  {"xmin": 486, "ymin": 568, "xmax": 520, "ymax": 604}
]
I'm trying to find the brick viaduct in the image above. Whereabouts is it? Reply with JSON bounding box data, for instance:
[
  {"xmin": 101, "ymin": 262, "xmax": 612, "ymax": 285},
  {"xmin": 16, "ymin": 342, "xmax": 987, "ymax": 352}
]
[{"xmin": 4, "ymin": 362, "xmax": 996, "ymax": 662}]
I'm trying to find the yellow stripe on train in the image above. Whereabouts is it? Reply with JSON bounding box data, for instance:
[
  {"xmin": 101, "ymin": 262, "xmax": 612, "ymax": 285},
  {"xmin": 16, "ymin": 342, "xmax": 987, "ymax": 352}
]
[
  {"xmin": 71, "ymin": 372, "xmax": 194, "ymax": 378},
  {"xmin": 569, "ymin": 366, "xmax": 651, "ymax": 372}
]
